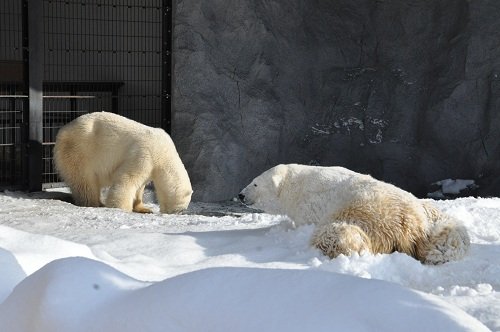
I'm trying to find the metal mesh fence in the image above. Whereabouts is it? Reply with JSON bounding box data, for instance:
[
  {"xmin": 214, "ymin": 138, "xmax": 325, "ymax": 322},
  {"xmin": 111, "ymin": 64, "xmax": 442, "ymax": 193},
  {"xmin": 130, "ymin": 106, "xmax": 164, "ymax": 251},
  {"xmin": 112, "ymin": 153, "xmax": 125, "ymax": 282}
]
[
  {"xmin": 42, "ymin": 0, "xmax": 165, "ymax": 185},
  {"xmin": 0, "ymin": 0, "xmax": 27, "ymax": 189},
  {"xmin": 1, "ymin": 0, "xmax": 169, "ymax": 189}
]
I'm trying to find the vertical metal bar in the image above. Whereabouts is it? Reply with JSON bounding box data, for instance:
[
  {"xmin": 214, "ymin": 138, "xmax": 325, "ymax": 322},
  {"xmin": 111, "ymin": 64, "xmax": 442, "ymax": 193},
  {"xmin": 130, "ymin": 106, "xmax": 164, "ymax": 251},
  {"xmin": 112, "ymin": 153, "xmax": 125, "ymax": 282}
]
[
  {"xmin": 112, "ymin": 1, "xmax": 119, "ymax": 114},
  {"xmin": 27, "ymin": 0, "xmax": 44, "ymax": 191},
  {"xmin": 21, "ymin": 0, "xmax": 30, "ymax": 188},
  {"xmin": 161, "ymin": 0, "xmax": 172, "ymax": 133}
]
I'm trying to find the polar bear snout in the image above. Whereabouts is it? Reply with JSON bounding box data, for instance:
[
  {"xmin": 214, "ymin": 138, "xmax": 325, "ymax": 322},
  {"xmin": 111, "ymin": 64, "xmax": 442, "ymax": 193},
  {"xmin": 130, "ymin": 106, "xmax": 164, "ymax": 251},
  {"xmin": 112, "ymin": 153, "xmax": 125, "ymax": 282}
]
[
  {"xmin": 238, "ymin": 186, "xmax": 257, "ymax": 205},
  {"xmin": 238, "ymin": 192, "xmax": 253, "ymax": 205},
  {"xmin": 238, "ymin": 189, "xmax": 257, "ymax": 206}
]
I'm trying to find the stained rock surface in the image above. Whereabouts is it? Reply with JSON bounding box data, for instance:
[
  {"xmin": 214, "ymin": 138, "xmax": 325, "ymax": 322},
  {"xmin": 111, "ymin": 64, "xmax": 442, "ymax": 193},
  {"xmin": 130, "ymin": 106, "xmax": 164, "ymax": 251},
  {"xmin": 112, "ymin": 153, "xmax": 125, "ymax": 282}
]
[{"xmin": 173, "ymin": 0, "xmax": 500, "ymax": 201}]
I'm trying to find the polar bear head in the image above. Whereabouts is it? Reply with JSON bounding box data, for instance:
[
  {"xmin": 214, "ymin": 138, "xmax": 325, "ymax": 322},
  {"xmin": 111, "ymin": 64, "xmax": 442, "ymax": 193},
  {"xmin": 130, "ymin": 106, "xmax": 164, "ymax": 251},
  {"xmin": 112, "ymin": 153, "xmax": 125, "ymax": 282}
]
[
  {"xmin": 160, "ymin": 187, "xmax": 193, "ymax": 214},
  {"xmin": 238, "ymin": 164, "xmax": 289, "ymax": 214},
  {"xmin": 153, "ymin": 159, "xmax": 193, "ymax": 214}
]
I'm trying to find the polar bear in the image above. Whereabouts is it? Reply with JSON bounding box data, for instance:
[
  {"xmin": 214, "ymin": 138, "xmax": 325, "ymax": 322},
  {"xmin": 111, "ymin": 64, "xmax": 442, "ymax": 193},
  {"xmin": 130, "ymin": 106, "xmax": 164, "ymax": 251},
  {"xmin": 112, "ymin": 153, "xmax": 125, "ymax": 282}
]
[
  {"xmin": 53, "ymin": 112, "xmax": 192, "ymax": 214},
  {"xmin": 239, "ymin": 164, "xmax": 470, "ymax": 264}
]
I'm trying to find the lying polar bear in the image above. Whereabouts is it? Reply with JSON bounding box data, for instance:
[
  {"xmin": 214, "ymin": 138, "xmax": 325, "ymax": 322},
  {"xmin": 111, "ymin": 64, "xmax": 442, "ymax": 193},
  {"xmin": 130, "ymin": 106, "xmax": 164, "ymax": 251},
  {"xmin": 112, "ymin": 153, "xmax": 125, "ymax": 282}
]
[
  {"xmin": 54, "ymin": 112, "xmax": 192, "ymax": 214},
  {"xmin": 239, "ymin": 164, "xmax": 470, "ymax": 264}
]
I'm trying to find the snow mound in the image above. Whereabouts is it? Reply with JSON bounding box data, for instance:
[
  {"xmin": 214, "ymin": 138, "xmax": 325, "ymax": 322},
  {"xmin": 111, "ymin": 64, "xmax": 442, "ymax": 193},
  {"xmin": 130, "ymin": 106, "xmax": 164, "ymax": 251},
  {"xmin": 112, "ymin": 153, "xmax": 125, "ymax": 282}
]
[
  {"xmin": 0, "ymin": 257, "xmax": 489, "ymax": 332},
  {"xmin": 1, "ymin": 192, "xmax": 499, "ymax": 330}
]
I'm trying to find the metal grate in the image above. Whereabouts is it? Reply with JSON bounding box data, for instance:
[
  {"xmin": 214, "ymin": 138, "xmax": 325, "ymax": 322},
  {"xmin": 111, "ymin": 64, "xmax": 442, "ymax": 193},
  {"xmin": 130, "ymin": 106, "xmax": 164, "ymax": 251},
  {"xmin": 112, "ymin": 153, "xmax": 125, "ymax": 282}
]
[
  {"xmin": 1, "ymin": 0, "xmax": 171, "ymax": 190},
  {"xmin": 42, "ymin": 0, "xmax": 165, "ymax": 185},
  {"xmin": 0, "ymin": 99, "xmax": 26, "ymax": 189},
  {"xmin": 0, "ymin": 0, "xmax": 27, "ymax": 189}
]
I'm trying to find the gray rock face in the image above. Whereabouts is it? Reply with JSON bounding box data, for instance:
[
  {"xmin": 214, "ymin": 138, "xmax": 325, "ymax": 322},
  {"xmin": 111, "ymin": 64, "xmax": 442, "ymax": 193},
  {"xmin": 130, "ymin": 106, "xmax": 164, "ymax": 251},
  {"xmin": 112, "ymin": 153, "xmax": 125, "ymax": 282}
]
[{"xmin": 173, "ymin": 0, "xmax": 500, "ymax": 201}]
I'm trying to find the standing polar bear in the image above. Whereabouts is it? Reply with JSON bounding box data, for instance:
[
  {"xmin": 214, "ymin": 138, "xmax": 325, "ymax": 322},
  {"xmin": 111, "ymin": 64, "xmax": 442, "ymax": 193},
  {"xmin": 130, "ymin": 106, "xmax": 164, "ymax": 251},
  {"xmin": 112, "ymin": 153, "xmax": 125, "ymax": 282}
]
[
  {"xmin": 54, "ymin": 112, "xmax": 192, "ymax": 214},
  {"xmin": 239, "ymin": 164, "xmax": 470, "ymax": 264}
]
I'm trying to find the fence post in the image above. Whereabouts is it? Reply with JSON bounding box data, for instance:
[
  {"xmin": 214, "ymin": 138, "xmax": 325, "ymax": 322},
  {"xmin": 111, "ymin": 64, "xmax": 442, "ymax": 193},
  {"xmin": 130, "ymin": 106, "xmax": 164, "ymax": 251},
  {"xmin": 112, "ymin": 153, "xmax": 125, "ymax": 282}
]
[
  {"xmin": 161, "ymin": 0, "xmax": 172, "ymax": 134},
  {"xmin": 26, "ymin": 0, "xmax": 43, "ymax": 191}
]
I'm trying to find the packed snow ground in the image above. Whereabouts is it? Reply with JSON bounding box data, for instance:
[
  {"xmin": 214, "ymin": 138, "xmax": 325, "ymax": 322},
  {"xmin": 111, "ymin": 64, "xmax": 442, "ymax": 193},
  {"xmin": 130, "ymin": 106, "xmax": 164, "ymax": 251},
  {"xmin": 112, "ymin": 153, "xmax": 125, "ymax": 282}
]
[{"xmin": 0, "ymin": 190, "xmax": 499, "ymax": 331}]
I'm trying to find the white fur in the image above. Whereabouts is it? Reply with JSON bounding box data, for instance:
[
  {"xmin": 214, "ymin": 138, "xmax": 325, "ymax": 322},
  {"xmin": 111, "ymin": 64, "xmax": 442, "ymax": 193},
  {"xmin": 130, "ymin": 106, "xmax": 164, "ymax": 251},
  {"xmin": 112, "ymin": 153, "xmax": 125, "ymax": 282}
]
[
  {"xmin": 54, "ymin": 112, "xmax": 192, "ymax": 214},
  {"xmin": 239, "ymin": 164, "xmax": 470, "ymax": 264}
]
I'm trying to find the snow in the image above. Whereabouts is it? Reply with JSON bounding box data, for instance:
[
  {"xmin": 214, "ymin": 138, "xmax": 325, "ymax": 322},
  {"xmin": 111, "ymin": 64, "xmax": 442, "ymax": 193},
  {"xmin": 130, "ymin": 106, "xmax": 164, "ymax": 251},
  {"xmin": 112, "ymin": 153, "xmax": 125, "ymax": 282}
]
[{"xmin": 0, "ymin": 190, "xmax": 499, "ymax": 331}]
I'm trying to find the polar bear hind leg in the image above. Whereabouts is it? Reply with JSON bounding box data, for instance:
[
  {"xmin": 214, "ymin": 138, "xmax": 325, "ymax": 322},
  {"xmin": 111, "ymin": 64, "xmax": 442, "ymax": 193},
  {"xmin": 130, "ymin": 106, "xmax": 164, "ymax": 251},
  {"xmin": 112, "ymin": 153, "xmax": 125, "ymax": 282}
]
[
  {"xmin": 311, "ymin": 222, "xmax": 372, "ymax": 258},
  {"xmin": 69, "ymin": 177, "xmax": 102, "ymax": 207},
  {"xmin": 54, "ymin": 136, "xmax": 101, "ymax": 207},
  {"xmin": 420, "ymin": 217, "xmax": 470, "ymax": 265}
]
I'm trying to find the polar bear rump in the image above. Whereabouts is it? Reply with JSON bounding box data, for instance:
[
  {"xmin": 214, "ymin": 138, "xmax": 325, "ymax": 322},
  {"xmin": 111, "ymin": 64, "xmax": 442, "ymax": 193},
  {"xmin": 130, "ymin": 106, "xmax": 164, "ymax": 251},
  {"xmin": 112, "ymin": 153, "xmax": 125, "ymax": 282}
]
[
  {"xmin": 53, "ymin": 112, "xmax": 192, "ymax": 214},
  {"xmin": 239, "ymin": 164, "xmax": 470, "ymax": 264}
]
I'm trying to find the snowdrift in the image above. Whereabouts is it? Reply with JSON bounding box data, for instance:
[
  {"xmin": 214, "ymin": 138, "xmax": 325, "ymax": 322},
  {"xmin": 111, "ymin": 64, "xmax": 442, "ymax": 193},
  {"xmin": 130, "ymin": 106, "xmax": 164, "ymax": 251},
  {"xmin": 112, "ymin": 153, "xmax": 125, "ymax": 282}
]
[
  {"xmin": 0, "ymin": 192, "xmax": 499, "ymax": 331},
  {"xmin": 0, "ymin": 258, "xmax": 489, "ymax": 332}
]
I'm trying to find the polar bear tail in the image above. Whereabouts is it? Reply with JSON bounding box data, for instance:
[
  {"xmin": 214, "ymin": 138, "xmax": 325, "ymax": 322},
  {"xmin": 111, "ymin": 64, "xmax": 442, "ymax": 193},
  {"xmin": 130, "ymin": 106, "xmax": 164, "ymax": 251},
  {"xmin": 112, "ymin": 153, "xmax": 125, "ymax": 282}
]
[{"xmin": 420, "ymin": 212, "xmax": 471, "ymax": 265}]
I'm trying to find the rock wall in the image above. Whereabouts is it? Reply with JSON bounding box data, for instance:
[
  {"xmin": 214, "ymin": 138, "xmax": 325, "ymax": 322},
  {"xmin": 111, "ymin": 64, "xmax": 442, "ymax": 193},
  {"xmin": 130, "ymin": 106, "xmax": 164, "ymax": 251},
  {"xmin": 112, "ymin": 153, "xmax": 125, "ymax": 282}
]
[{"xmin": 172, "ymin": 0, "xmax": 500, "ymax": 201}]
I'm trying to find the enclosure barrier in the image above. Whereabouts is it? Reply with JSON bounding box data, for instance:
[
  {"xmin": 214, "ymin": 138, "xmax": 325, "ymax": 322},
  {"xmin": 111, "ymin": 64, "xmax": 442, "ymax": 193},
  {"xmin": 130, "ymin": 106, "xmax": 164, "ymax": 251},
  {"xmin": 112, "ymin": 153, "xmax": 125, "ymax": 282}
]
[{"xmin": 0, "ymin": 0, "xmax": 172, "ymax": 190}]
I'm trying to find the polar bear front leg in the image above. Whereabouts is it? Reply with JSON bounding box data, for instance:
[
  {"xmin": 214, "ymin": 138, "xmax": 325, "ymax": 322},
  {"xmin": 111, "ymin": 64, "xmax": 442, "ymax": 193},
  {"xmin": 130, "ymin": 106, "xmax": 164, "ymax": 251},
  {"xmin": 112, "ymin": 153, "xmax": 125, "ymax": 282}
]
[
  {"xmin": 132, "ymin": 184, "xmax": 153, "ymax": 214},
  {"xmin": 311, "ymin": 222, "xmax": 372, "ymax": 258},
  {"xmin": 106, "ymin": 181, "xmax": 135, "ymax": 212},
  {"xmin": 106, "ymin": 171, "xmax": 149, "ymax": 213},
  {"xmin": 106, "ymin": 180, "xmax": 153, "ymax": 213},
  {"xmin": 106, "ymin": 158, "xmax": 152, "ymax": 212}
]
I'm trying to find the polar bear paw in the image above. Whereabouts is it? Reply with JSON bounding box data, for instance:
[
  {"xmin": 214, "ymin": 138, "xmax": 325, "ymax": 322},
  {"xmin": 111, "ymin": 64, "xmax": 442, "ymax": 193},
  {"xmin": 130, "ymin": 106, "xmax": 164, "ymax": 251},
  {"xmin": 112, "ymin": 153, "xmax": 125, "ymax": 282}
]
[{"xmin": 311, "ymin": 222, "xmax": 372, "ymax": 258}]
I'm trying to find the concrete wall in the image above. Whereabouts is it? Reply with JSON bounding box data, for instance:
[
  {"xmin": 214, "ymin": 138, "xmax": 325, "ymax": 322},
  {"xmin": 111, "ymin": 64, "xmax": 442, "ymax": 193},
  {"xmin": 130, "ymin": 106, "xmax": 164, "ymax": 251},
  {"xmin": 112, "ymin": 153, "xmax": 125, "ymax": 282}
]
[{"xmin": 172, "ymin": 0, "xmax": 500, "ymax": 201}]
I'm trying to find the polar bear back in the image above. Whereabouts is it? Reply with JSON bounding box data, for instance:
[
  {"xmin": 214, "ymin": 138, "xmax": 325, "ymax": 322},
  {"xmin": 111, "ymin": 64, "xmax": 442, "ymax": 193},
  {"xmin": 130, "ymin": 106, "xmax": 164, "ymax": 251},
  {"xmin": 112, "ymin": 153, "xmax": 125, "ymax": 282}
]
[
  {"xmin": 279, "ymin": 165, "xmax": 421, "ymax": 226},
  {"xmin": 55, "ymin": 112, "xmax": 175, "ymax": 187}
]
